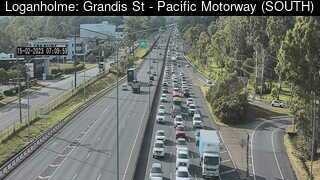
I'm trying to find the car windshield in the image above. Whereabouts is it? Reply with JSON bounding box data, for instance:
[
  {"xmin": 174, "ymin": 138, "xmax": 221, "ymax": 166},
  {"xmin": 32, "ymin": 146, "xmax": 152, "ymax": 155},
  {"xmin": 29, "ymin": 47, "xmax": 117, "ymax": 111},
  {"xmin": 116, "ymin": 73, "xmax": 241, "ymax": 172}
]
[
  {"xmin": 204, "ymin": 156, "xmax": 219, "ymax": 166},
  {"xmin": 157, "ymin": 132, "xmax": 165, "ymax": 136},
  {"xmin": 151, "ymin": 167, "xmax": 162, "ymax": 174},
  {"xmin": 159, "ymin": 106, "xmax": 165, "ymax": 109},
  {"xmin": 194, "ymin": 117, "xmax": 201, "ymax": 121},
  {"xmin": 177, "ymin": 171, "xmax": 189, "ymax": 177},
  {"xmin": 158, "ymin": 112, "xmax": 164, "ymax": 116},
  {"xmin": 178, "ymin": 153, "xmax": 188, "ymax": 159},
  {"xmin": 177, "ymin": 140, "xmax": 186, "ymax": 145},
  {"xmin": 155, "ymin": 143, "xmax": 164, "ymax": 148}
]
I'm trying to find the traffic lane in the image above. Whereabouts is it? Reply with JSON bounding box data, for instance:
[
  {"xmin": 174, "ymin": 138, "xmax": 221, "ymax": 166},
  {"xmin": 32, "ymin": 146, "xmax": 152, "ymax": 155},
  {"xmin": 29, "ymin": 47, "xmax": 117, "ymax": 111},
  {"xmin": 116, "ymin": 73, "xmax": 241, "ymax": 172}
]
[
  {"xmin": 48, "ymin": 44, "xmax": 164, "ymax": 180},
  {"xmin": 5, "ymin": 45, "xmax": 162, "ymax": 180},
  {"xmin": 143, "ymin": 58, "xmax": 175, "ymax": 179},
  {"xmin": 252, "ymin": 119, "xmax": 295, "ymax": 180},
  {"xmin": 49, "ymin": 89, "xmax": 143, "ymax": 180},
  {"xmin": 273, "ymin": 128, "xmax": 296, "ymax": 180},
  {"xmin": 5, "ymin": 90, "xmax": 116, "ymax": 180},
  {"xmin": 252, "ymin": 122, "xmax": 283, "ymax": 180},
  {"xmin": 183, "ymin": 64, "xmax": 240, "ymax": 180}
]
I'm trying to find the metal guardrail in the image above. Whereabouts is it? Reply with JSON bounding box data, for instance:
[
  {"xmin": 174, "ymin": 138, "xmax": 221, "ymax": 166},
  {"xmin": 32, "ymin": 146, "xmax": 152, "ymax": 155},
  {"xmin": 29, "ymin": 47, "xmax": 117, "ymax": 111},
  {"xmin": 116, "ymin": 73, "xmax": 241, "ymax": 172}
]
[{"xmin": 0, "ymin": 35, "xmax": 161, "ymax": 180}]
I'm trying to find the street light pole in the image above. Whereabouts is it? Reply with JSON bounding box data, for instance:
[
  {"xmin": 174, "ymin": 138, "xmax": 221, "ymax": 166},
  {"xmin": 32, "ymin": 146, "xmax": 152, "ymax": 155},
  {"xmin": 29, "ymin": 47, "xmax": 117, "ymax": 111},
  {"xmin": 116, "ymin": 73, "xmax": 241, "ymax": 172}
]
[
  {"xmin": 116, "ymin": 40, "xmax": 120, "ymax": 180},
  {"xmin": 74, "ymin": 32, "xmax": 77, "ymax": 89}
]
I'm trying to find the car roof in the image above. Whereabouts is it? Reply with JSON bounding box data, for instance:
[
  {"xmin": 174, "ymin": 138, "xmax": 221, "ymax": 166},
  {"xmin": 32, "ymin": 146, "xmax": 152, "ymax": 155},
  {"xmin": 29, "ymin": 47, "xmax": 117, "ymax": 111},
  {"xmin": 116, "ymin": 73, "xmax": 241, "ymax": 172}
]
[
  {"xmin": 152, "ymin": 162, "xmax": 161, "ymax": 168},
  {"xmin": 156, "ymin": 130, "xmax": 165, "ymax": 134},
  {"xmin": 177, "ymin": 166, "xmax": 189, "ymax": 171},
  {"xmin": 155, "ymin": 140, "xmax": 164, "ymax": 144}
]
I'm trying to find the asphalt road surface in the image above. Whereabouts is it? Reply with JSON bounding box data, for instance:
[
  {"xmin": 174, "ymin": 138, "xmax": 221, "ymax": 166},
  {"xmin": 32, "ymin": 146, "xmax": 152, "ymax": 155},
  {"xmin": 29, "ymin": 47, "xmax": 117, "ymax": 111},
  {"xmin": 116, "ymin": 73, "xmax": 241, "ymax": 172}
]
[
  {"xmin": 135, "ymin": 38, "xmax": 240, "ymax": 180},
  {"xmin": 251, "ymin": 116, "xmax": 296, "ymax": 180},
  {"xmin": 4, "ymin": 34, "xmax": 169, "ymax": 180},
  {"xmin": 0, "ymin": 67, "xmax": 99, "ymax": 132}
]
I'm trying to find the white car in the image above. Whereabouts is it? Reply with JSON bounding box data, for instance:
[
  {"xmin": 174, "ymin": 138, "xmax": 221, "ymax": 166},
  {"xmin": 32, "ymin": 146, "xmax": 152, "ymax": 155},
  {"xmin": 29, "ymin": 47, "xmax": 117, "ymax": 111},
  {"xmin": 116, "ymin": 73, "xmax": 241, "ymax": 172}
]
[
  {"xmin": 174, "ymin": 115, "xmax": 184, "ymax": 127},
  {"xmin": 271, "ymin": 100, "xmax": 285, "ymax": 108},
  {"xmin": 186, "ymin": 98, "xmax": 193, "ymax": 107},
  {"xmin": 122, "ymin": 84, "xmax": 128, "ymax": 91},
  {"xmin": 176, "ymin": 149, "xmax": 190, "ymax": 169},
  {"xmin": 176, "ymin": 166, "xmax": 191, "ymax": 180},
  {"xmin": 149, "ymin": 163, "xmax": 163, "ymax": 180},
  {"xmin": 176, "ymin": 138, "xmax": 187, "ymax": 150},
  {"xmin": 188, "ymin": 104, "xmax": 197, "ymax": 116},
  {"xmin": 155, "ymin": 130, "xmax": 166, "ymax": 142},
  {"xmin": 159, "ymin": 105, "xmax": 166, "ymax": 114},
  {"xmin": 192, "ymin": 113, "xmax": 202, "ymax": 129},
  {"xmin": 160, "ymin": 94, "xmax": 168, "ymax": 102},
  {"xmin": 153, "ymin": 140, "xmax": 165, "ymax": 158},
  {"xmin": 156, "ymin": 111, "xmax": 165, "ymax": 124}
]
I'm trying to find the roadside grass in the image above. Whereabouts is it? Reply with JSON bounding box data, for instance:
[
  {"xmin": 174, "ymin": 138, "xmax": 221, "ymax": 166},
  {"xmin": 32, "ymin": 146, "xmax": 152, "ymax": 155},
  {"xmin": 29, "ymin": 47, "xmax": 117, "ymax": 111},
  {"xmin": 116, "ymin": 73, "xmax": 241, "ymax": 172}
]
[
  {"xmin": 0, "ymin": 72, "xmax": 117, "ymax": 164},
  {"xmin": 134, "ymin": 48, "xmax": 148, "ymax": 59},
  {"xmin": 284, "ymin": 134, "xmax": 312, "ymax": 180},
  {"xmin": 50, "ymin": 63, "xmax": 96, "ymax": 70}
]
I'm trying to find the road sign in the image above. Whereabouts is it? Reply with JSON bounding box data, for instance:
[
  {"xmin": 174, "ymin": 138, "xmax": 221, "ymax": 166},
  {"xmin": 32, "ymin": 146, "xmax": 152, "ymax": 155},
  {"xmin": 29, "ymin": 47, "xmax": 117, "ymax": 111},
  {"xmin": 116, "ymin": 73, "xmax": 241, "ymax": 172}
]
[{"xmin": 139, "ymin": 40, "xmax": 148, "ymax": 48}]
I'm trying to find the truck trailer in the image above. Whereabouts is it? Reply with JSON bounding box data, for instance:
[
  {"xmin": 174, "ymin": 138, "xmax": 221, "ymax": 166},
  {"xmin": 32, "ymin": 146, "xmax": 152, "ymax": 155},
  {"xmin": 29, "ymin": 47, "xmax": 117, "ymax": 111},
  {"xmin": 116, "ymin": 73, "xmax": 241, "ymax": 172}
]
[{"xmin": 198, "ymin": 130, "xmax": 220, "ymax": 178}]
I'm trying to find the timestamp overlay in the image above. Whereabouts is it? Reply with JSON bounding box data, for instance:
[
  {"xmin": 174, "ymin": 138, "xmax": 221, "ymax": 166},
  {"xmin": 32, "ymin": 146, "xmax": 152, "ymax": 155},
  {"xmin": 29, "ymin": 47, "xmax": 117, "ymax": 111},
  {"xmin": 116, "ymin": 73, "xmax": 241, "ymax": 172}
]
[{"xmin": 16, "ymin": 47, "xmax": 68, "ymax": 56}]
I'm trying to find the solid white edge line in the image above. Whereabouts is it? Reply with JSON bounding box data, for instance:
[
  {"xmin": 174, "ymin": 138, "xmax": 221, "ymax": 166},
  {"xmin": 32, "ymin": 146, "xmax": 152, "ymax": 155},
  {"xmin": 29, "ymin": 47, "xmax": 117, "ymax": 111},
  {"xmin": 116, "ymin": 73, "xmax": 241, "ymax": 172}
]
[
  {"xmin": 272, "ymin": 129, "xmax": 285, "ymax": 180},
  {"xmin": 251, "ymin": 120, "xmax": 266, "ymax": 180}
]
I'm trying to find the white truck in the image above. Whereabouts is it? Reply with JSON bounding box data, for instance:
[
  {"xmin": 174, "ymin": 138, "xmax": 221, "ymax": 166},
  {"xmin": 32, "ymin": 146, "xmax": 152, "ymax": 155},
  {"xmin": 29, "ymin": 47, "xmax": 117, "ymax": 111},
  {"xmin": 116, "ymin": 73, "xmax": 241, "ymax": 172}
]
[{"xmin": 198, "ymin": 130, "xmax": 220, "ymax": 178}]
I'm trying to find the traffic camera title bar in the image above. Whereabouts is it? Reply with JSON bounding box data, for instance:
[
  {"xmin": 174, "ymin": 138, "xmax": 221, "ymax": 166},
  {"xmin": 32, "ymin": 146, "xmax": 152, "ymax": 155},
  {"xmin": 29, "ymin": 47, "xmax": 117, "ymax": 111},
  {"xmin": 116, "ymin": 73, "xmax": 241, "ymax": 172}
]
[{"xmin": 1, "ymin": 0, "xmax": 319, "ymax": 16}]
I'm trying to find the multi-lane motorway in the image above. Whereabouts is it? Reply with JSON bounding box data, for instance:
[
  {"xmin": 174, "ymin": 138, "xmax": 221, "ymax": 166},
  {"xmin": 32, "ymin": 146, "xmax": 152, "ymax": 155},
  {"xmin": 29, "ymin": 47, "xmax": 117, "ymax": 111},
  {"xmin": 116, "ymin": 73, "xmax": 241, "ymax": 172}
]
[
  {"xmin": 4, "ymin": 34, "xmax": 169, "ymax": 180},
  {"xmin": 134, "ymin": 36, "xmax": 240, "ymax": 180},
  {"xmin": 3, "ymin": 30, "xmax": 297, "ymax": 180}
]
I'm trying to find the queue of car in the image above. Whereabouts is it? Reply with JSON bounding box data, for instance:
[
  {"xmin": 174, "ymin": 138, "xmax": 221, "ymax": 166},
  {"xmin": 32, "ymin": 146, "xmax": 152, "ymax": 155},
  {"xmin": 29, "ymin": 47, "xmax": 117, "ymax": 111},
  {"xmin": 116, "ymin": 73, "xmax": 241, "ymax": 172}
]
[{"xmin": 150, "ymin": 55, "xmax": 205, "ymax": 180}]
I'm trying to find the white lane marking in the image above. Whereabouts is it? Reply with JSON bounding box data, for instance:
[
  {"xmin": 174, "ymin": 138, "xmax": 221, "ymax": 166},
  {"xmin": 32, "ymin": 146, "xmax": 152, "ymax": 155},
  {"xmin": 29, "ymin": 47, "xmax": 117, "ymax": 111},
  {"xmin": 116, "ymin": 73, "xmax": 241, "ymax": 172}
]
[
  {"xmin": 218, "ymin": 131, "xmax": 238, "ymax": 171},
  {"xmin": 48, "ymin": 105, "xmax": 111, "ymax": 180},
  {"xmin": 71, "ymin": 173, "xmax": 77, "ymax": 180},
  {"xmin": 96, "ymin": 173, "xmax": 102, "ymax": 180},
  {"xmin": 86, "ymin": 152, "xmax": 91, "ymax": 159},
  {"xmin": 38, "ymin": 176, "xmax": 50, "ymax": 179},
  {"xmin": 220, "ymin": 169, "xmax": 236, "ymax": 175},
  {"xmin": 272, "ymin": 130, "xmax": 285, "ymax": 180},
  {"xmin": 220, "ymin": 151, "xmax": 227, "ymax": 154},
  {"xmin": 251, "ymin": 120, "xmax": 266, "ymax": 180},
  {"xmin": 251, "ymin": 119, "xmax": 289, "ymax": 180},
  {"xmin": 221, "ymin": 159, "xmax": 231, "ymax": 163}
]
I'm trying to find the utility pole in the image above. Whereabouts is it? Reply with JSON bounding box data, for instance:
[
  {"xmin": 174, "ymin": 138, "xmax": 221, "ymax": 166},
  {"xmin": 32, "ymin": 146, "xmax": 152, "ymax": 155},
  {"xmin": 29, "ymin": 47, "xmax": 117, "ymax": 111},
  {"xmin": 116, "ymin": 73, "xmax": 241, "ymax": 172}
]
[
  {"xmin": 116, "ymin": 39, "xmax": 120, "ymax": 180},
  {"xmin": 74, "ymin": 32, "xmax": 77, "ymax": 89},
  {"xmin": 310, "ymin": 91, "xmax": 316, "ymax": 179},
  {"xmin": 260, "ymin": 47, "xmax": 265, "ymax": 98},
  {"xmin": 83, "ymin": 54, "xmax": 86, "ymax": 101},
  {"xmin": 18, "ymin": 75, "xmax": 22, "ymax": 124},
  {"xmin": 246, "ymin": 133, "xmax": 250, "ymax": 177}
]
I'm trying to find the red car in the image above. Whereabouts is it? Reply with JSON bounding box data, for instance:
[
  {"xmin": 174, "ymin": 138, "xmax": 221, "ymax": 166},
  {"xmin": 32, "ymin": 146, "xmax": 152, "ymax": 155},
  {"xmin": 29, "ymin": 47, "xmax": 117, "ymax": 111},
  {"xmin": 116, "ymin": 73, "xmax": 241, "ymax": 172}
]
[{"xmin": 176, "ymin": 130, "xmax": 186, "ymax": 139}]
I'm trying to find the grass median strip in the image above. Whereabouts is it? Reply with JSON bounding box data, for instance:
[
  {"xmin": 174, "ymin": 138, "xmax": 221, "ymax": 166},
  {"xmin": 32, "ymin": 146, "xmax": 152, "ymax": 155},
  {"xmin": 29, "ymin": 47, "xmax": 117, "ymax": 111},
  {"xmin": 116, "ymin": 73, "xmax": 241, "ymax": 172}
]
[{"xmin": 0, "ymin": 72, "xmax": 118, "ymax": 165}]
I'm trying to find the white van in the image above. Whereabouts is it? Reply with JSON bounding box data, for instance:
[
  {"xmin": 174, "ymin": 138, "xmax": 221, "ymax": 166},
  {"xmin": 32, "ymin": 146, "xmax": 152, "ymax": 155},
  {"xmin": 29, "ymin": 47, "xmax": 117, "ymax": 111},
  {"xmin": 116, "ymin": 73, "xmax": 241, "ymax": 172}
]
[{"xmin": 193, "ymin": 113, "xmax": 202, "ymax": 129}]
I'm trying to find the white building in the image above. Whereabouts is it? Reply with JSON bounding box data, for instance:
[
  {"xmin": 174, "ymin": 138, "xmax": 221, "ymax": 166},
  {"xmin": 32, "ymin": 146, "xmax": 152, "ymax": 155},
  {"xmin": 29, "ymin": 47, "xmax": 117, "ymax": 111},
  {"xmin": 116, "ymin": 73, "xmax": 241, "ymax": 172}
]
[
  {"xmin": 0, "ymin": 52, "xmax": 14, "ymax": 60},
  {"xmin": 80, "ymin": 21, "xmax": 120, "ymax": 39}
]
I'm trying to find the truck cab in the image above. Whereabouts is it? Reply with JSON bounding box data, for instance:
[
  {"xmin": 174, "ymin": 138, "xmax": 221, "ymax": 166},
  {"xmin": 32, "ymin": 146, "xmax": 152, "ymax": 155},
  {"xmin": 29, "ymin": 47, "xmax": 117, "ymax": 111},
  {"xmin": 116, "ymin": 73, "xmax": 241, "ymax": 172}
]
[
  {"xmin": 199, "ymin": 130, "xmax": 220, "ymax": 178},
  {"xmin": 201, "ymin": 152, "xmax": 220, "ymax": 177}
]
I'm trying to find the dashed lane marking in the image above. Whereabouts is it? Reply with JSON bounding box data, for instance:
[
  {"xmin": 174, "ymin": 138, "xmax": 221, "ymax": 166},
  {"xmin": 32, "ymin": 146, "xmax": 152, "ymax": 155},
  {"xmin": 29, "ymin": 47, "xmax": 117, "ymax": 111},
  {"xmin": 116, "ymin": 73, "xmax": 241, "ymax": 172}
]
[
  {"xmin": 221, "ymin": 159, "xmax": 231, "ymax": 163},
  {"xmin": 220, "ymin": 169, "xmax": 236, "ymax": 175}
]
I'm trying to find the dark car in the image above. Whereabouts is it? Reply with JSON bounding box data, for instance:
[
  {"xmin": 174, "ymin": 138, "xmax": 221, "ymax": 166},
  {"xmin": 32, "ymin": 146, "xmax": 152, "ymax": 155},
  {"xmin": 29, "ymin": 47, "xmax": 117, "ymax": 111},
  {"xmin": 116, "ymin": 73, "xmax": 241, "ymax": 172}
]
[
  {"xmin": 150, "ymin": 76, "xmax": 154, "ymax": 81},
  {"xmin": 176, "ymin": 130, "xmax": 186, "ymax": 139}
]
